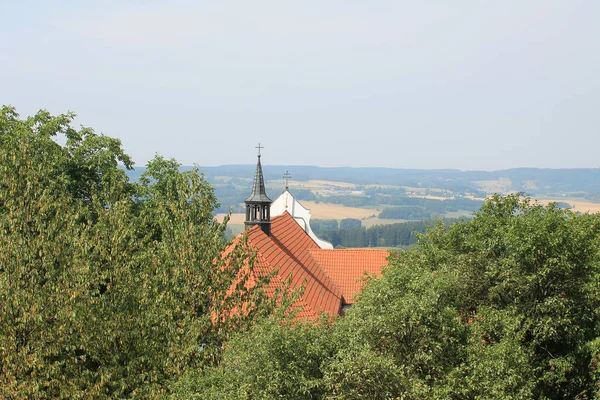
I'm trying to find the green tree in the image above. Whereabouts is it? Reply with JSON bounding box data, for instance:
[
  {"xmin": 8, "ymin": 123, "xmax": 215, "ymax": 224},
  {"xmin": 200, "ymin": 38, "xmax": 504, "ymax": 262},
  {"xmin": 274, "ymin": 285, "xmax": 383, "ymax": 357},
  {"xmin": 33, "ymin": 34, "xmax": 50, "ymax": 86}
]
[
  {"xmin": 0, "ymin": 107, "xmax": 269, "ymax": 398},
  {"xmin": 311, "ymin": 219, "xmax": 339, "ymax": 233},
  {"xmin": 339, "ymin": 218, "xmax": 361, "ymax": 229},
  {"xmin": 172, "ymin": 317, "xmax": 336, "ymax": 399},
  {"xmin": 339, "ymin": 194, "xmax": 600, "ymax": 398},
  {"xmin": 322, "ymin": 346, "xmax": 406, "ymax": 399}
]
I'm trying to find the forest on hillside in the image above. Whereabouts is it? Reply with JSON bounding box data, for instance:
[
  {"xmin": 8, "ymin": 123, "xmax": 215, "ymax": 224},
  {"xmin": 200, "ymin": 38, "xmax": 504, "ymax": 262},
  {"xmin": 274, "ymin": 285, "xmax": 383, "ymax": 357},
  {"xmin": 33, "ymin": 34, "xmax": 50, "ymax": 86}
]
[
  {"xmin": 129, "ymin": 163, "xmax": 600, "ymax": 216},
  {"xmin": 130, "ymin": 164, "xmax": 600, "ymax": 195},
  {"xmin": 311, "ymin": 218, "xmax": 462, "ymax": 248},
  {"xmin": 127, "ymin": 164, "xmax": 600, "ymax": 202},
  {"xmin": 3, "ymin": 107, "xmax": 600, "ymax": 399}
]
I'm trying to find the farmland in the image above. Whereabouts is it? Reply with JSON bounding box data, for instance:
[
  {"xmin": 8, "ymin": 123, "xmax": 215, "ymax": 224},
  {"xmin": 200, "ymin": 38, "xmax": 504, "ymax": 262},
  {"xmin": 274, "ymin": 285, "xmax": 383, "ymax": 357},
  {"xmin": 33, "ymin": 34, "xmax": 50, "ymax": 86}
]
[
  {"xmin": 204, "ymin": 167, "xmax": 600, "ymax": 226},
  {"xmin": 296, "ymin": 201, "xmax": 379, "ymax": 219},
  {"xmin": 536, "ymin": 197, "xmax": 600, "ymax": 213},
  {"xmin": 127, "ymin": 165, "xmax": 600, "ymax": 229}
]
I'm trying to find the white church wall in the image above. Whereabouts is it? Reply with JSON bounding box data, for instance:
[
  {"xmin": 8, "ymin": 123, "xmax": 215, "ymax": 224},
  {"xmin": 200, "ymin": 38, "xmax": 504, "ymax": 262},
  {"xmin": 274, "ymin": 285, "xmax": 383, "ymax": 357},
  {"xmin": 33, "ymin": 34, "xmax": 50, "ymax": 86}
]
[{"xmin": 271, "ymin": 190, "xmax": 334, "ymax": 249}]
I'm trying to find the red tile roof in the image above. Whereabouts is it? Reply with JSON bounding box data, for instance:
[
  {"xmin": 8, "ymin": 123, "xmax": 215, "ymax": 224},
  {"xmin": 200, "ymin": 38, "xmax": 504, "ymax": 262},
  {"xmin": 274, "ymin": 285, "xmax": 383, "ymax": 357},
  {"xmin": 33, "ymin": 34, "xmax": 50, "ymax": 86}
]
[
  {"xmin": 244, "ymin": 212, "xmax": 343, "ymax": 319},
  {"xmin": 223, "ymin": 213, "xmax": 390, "ymax": 320},
  {"xmin": 308, "ymin": 249, "xmax": 389, "ymax": 304}
]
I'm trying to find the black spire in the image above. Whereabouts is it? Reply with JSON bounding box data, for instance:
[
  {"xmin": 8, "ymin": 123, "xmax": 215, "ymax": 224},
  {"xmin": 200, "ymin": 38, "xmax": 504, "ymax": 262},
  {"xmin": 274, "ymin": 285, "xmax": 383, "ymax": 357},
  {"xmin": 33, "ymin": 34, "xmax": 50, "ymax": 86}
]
[
  {"xmin": 245, "ymin": 152, "xmax": 272, "ymax": 203},
  {"xmin": 245, "ymin": 144, "xmax": 272, "ymax": 235}
]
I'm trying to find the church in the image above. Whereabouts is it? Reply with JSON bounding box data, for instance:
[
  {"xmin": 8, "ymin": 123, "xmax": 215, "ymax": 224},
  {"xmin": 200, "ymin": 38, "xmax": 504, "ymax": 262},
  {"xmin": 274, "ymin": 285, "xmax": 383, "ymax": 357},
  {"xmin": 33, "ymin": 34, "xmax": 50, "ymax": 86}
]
[{"xmin": 228, "ymin": 148, "xmax": 389, "ymax": 319}]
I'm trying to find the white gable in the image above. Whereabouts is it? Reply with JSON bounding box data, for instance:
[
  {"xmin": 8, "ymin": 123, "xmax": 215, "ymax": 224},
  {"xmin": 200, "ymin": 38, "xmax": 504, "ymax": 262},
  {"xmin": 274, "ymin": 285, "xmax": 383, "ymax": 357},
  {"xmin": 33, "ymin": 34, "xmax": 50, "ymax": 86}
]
[{"xmin": 270, "ymin": 190, "xmax": 334, "ymax": 249}]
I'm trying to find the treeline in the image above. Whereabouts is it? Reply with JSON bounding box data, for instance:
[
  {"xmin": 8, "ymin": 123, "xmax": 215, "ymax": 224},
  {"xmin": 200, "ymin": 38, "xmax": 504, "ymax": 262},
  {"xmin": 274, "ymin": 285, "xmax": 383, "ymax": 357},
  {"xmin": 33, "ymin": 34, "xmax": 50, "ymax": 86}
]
[
  {"xmin": 132, "ymin": 164, "xmax": 600, "ymax": 198},
  {"xmin": 379, "ymin": 205, "xmax": 432, "ymax": 220},
  {"xmin": 313, "ymin": 218, "xmax": 463, "ymax": 248}
]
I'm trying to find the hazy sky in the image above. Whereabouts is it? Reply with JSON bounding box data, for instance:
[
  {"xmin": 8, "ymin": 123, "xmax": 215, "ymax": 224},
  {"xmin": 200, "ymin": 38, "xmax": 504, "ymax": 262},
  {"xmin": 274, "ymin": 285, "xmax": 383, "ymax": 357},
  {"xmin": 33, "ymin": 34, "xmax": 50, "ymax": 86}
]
[{"xmin": 2, "ymin": 1, "xmax": 599, "ymax": 170}]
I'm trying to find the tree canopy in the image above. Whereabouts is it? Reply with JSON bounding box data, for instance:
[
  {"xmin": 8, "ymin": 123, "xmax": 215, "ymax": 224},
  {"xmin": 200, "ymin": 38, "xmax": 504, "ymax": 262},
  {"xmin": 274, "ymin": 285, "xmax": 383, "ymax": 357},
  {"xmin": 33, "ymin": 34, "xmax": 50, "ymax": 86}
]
[
  {"xmin": 336, "ymin": 194, "xmax": 600, "ymax": 398},
  {"xmin": 0, "ymin": 106, "xmax": 270, "ymax": 398},
  {"xmin": 178, "ymin": 194, "xmax": 600, "ymax": 399}
]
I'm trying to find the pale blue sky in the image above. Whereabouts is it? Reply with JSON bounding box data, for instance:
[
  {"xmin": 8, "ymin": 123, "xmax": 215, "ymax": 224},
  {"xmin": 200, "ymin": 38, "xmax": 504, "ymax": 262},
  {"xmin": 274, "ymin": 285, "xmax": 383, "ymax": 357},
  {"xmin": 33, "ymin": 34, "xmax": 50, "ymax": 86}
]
[{"xmin": 1, "ymin": 1, "xmax": 599, "ymax": 170}]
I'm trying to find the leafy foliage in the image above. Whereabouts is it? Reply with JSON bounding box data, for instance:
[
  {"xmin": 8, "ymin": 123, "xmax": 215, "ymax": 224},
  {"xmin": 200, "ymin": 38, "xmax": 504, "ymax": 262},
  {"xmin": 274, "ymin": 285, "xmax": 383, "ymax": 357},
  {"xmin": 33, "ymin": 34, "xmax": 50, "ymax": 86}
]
[
  {"xmin": 175, "ymin": 194, "xmax": 600, "ymax": 399},
  {"xmin": 337, "ymin": 194, "xmax": 600, "ymax": 398},
  {"xmin": 0, "ymin": 107, "xmax": 269, "ymax": 398},
  {"xmin": 172, "ymin": 318, "xmax": 335, "ymax": 399}
]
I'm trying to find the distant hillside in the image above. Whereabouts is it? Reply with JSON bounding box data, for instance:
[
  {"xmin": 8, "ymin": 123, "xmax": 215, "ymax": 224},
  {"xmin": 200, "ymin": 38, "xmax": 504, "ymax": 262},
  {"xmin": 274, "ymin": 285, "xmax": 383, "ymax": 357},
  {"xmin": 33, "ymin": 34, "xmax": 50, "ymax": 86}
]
[{"xmin": 126, "ymin": 165, "xmax": 600, "ymax": 196}]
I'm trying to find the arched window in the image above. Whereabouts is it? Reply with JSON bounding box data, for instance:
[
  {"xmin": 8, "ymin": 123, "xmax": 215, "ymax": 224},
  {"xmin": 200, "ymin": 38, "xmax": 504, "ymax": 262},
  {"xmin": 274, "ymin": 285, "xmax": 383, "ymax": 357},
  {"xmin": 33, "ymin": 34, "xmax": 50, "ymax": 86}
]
[{"xmin": 254, "ymin": 205, "xmax": 260, "ymax": 221}]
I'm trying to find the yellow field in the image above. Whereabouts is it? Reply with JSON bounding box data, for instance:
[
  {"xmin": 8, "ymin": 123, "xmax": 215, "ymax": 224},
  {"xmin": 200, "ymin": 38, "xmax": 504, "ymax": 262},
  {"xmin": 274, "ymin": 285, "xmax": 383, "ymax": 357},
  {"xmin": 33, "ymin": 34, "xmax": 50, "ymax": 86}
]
[
  {"xmin": 216, "ymin": 202, "xmax": 380, "ymax": 224},
  {"xmin": 299, "ymin": 180, "xmax": 356, "ymax": 188},
  {"xmin": 214, "ymin": 196, "xmax": 600, "ymax": 229},
  {"xmin": 294, "ymin": 201, "xmax": 379, "ymax": 219},
  {"xmin": 464, "ymin": 195, "xmax": 600, "ymax": 214},
  {"xmin": 465, "ymin": 195, "xmax": 487, "ymax": 201},
  {"xmin": 364, "ymin": 184, "xmax": 403, "ymax": 189},
  {"xmin": 464, "ymin": 194, "xmax": 600, "ymax": 214},
  {"xmin": 215, "ymin": 213, "xmax": 246, "ymax": 224},
  {"xmin": 410, "ymin": 195, "xmax": 450, "ymax": 201},
  {"xmin": 537, "ymin": 199, "xmax": 600, "ymax": 214}
]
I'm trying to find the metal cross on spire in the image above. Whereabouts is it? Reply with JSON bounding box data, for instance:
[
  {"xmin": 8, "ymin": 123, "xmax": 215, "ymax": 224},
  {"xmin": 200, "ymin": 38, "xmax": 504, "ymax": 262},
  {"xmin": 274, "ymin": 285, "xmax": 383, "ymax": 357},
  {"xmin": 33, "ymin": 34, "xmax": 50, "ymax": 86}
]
[
  {"xmin": 283, "ymin": 170, "xmax": 291, "ymax": 190},
  {"xmin": 255, "ymin": 143, "xmax": 264, "ymax": 157}
]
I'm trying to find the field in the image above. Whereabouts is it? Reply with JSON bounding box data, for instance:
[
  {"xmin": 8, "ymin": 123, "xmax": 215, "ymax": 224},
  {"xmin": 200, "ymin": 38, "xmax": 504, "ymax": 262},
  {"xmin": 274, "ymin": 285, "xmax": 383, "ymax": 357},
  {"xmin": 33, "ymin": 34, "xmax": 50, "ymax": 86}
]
[
  {"xmin": 217, "ymin": 210, "xmax": 476, "ymax": 231},
  {"xmin": 294, "ymin": 180, "xmax": 356, "ymax": 189},
  {"xmin": 298, "ymin": 201, "xmax": 380, "ymax": 219},
  {"xmin": 216, "ymin": 201, "xmax": 380, "ymax": 223},
  {"xmin": 215, "ymin": 213, "xmax": 245, "ymax": 224},
  {"xmin": 536, "ymin": 198, "xmax": 600, "ymax": 214},
  {"xmin": 214, "ymin": 213, "xmax": 246, "ymax": 237},
  {"xmin": 213, "ymin": 175, "xmax": 600, "ymax": 236}
]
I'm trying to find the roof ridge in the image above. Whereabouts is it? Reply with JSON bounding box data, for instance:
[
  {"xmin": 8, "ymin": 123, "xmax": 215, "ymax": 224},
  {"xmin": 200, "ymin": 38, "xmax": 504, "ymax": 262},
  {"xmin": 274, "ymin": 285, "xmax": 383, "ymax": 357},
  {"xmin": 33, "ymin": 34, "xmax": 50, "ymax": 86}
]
[
  {"xmin": 268, "ymin": 231, "xmax": 343, "ymax": 300},
  {"xmin": 246, "ymin": 216, "xmax": 343, "ymax": 316},
  {"xmin": 276, "ymin": 211, "xmax": 323, "ymax": 249}
]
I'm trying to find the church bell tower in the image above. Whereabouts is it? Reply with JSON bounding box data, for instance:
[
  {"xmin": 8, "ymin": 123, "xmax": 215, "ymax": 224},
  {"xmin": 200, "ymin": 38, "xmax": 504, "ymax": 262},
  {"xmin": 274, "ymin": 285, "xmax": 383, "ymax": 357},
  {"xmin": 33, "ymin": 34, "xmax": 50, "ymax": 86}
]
[{"xmin": 245, "ymin": 144, "xmax": 272, "ymax": 236}]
